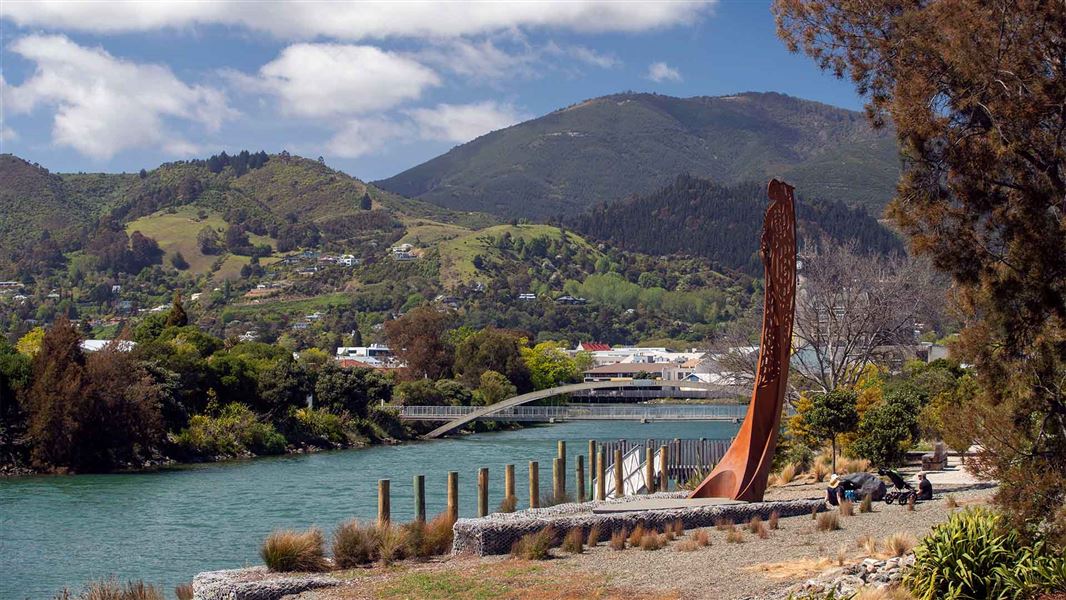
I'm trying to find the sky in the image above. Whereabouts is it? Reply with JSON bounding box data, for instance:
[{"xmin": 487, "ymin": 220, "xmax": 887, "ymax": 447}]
[{"xmin": 0, "ymin": 1, "xmax": 863, "ymax": 181}]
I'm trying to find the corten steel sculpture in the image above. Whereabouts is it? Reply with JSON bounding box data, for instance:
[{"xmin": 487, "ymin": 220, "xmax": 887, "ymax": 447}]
[{"xmin": 689, "ymin": 178, "xmax": 797, "ymax": 502}]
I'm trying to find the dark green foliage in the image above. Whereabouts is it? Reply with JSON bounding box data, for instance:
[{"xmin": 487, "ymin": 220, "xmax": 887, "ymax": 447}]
[
  {"xmin": 452, "ymin": 327, "xmax": 531, "ymax": 391},
  {"xmin": 314, "ymin": 364, "xmax": 391, "ymax": 417},
  {"xmin": 850, "ymin": 388, "xmax": 922, "ymax": 466},
  {"xmin": 165, "ymin": 295, "xmax": 188, "ymax": 328},
  {"xmin": 169, "ymin": 251, "xmax": 189, "ymax": 270},
  {"xmin": 375, "ymin": 92, "xmax": 900, "ymax": 219},
  {"xmin": 805, "ymin": 389, "xmax": 859, "ymax": 470},
  {"xmin": 570, "ymin": 174, "xmax": 902, "ymax": 275}
]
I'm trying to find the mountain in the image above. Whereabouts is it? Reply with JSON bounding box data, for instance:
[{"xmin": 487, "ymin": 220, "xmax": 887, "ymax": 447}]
[
  {"xmin": 374, "ymin": 92, "xmax": 900, "ymax": 219},
  {"xmin": 569, "ymin": 174, "xmax": 903, "ymax": 275}
]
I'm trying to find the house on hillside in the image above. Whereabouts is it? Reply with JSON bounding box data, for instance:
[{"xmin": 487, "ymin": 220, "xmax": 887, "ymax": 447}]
[
  {"xmin": 555, "ymin": 295, "xmax": 587, "ymax": 305},
  {"xmin": 518, "ymin": 293, "xmax": 537, "ymax": 301},
  {"xmin": 80, "ymin": 340, "xmax": 137, "ymax": 353},
  {"xmin": 576, "ymin": 342, "xmax": 611, "ymax": 353}
]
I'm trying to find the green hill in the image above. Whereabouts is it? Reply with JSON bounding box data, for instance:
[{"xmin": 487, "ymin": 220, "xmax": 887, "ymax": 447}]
[
  {"xmin": 375, "ymin": 91, "xmax": 899, "ymax": 219},
  {"xmin": 569, "ymin": 174, "xmax": 903, "ymax": 275}
]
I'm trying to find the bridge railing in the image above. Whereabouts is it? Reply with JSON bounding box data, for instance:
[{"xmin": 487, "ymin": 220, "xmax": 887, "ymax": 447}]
[{"xmin": 396, "ymin": 403, "xmax": 750, "ymax": 420}]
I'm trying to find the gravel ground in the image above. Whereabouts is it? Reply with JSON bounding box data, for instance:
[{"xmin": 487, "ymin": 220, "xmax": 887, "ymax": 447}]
[{"xmin": 562, "ymin": 485, "xmax": 994, "ymax": 600}]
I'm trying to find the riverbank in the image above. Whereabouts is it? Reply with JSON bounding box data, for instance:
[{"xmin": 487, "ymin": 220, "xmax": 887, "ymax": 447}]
[{"xmin": 194, "ymin": 483, "xmax": 995, "ymax": 600}]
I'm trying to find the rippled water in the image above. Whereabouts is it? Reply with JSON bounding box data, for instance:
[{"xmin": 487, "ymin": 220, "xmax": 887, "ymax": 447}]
[{"xmin": 0, "ymin": 420, "xmax": 738, "ymax": 599}]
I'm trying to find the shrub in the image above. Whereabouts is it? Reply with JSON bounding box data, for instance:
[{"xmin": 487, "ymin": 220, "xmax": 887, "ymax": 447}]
[
  {"xmin": 511, "ymin": 527, "xmax": 554, "ymax": 560},
  {"xmin": 497, "ymin": 495, "xmax": 517, "ymax": 513},
  {"xmin": 261, "ymin": 528, "xmax": 328, "ymax": 572},
  {"xmin": 904, "ymin": 508, "xmax": 1066, "ymax": 600},
  {"xmin": 860, "ymin": 494, "xmax": 873, "ymax": 514},
  {"xmin": 816, "ymin": 512, "xmax": 841, "ymax": 532},
  {"xmin": 748, "ymin": 516, "xmax": 764, "ymax": 533},
  {"xmin": 65, "ymin": 579, "xmax": 163, "ymax": 600},
  {"xmin": 726, "ymin": 529, "xmax": 745, "ymax": 543},
  {"xmin": 291, "ymin": 407, "xmax": 350, "ymax": 446},
  {"xmin": 377, "ymin": 525, "xmax": 408, "ymax": 565},
  {"xmin": 639, "ymin": 534, "xmax": 664, "ymax": 551},
  {"xmin": 586, "ymin": 523, "xmax": 602, "ymax": 546},
  {"xmin": 945, "ymin": 494, "xmax": 958, "ymax": 510},
  {"xmin": 768, "ymin": 510, "xmax": 781, "ymax": 530},
  {"xmin": 840, "ymin": 500, "xmax": 855, "ymax": 516},
  {"xmin": 609, "ymin": 529, "xmax": 627, "ymax": 551},
  {"xmin": 884, "ymin": 532, "xmax": 916, "ymax": 558},
  {"xmin": 850, "ymin": 389, "xmax": 921, "ymax": 467},
  {"xmin": 715, "ymin": 518, "xmax": 735, "ymax": 532},
  {"xmin": 562, "ymin": 528, "xmax": 585, "ymax": 554},
  {"xmin": 174, "ymin": 582, "xmax": 193, "ymax": 600},
  {"xmin": 175, "ymin": 404, "xmax": 286, "ymax": 458},
  {"xmin": 669, "ymin": 519, "xmax": 685, "ymax": 537}
]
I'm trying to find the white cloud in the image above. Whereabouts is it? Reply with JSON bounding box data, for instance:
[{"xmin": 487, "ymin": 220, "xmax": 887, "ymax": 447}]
[
  {"xmin": 326, "ymin": 101, "xmax": 525, "ymax": 157},
  {"xmin": 647, "ymin": 61, "xmax": 683, "ymax": 83},
  {"xmin": 326, "ymin": 117, "xmax": 410, "ymax": 158},
  {"xmin": 245, "ymin": 44, "xmax": 440, "ymax": 118},
  {"xmin": 4, "ymin": 1, "xmax": 713, "ymax": 40},
  {"xmin": 415, "ymin": 39, "xmax": 539, "ymax": 81},
  {"xmin": 565, "ymin": 45, "xmax": 621, "ymax": 69},
  {"xmin": 5, "ymin": 34, "xmax": 230, "ymax": 159},
  {"xmin": 407, "ymin": 101, "xmax": 525, "ymax": 143}
]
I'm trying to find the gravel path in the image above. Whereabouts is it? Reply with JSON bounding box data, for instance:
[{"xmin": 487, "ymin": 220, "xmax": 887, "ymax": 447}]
[{"xmin": 563, "ymin": 486, "xmax": 994, "ymax": 600}]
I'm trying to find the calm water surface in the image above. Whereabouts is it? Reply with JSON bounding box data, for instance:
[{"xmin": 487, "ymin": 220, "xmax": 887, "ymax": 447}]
[{"xmin": 0, "ymin": 420, "xmax": 738, "ymax": 599}]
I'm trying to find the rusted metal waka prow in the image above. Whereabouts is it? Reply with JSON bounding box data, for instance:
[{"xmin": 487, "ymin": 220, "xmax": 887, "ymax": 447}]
[{"xmin": 689, "ymin": 178, "xmax": 797, "ymax": 502}]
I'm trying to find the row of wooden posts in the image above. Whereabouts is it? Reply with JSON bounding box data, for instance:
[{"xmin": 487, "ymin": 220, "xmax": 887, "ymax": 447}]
[{"xmin": 375, "ymin": 440, "xmax": 676, "ymax": 526}]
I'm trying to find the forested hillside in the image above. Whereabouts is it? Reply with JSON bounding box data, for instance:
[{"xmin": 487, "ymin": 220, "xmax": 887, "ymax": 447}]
[
  {"xmin": 375, "ymin": 92, "xmax": 900, "ymax": 219},
  {"xmin": 569, "ymin": 174, "xmax": 903, "ymax": 274}
]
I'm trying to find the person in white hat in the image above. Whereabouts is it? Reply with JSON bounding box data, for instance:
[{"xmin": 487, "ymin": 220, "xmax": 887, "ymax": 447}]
[{"xmin": 825, "ymin": 473, "xmax": 842, "ymax": 508}]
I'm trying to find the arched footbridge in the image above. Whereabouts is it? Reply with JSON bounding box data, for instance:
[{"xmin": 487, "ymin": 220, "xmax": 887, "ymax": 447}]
[{"xmin": 400, "ymin": 380, "xmax": 746, "ymax": 439}]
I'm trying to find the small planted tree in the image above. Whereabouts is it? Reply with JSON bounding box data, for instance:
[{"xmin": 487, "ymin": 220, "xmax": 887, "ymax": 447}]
[{"xmin": 804, "ymin": 389, "xmax": 859, "ymax": 472}]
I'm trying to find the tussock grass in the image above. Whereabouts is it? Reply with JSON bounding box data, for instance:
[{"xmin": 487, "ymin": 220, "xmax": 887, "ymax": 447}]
[
  {"xmin": 377, "ymin": 525, "xmax": 409, "ymax": 565},
  {"xmin": 174, "ymin": 582, "xmax": 193, "ymax": 600},
  {"xmin": 675, "ymin": 539, "xmax": 700, "ymax": 552},
  {"xmin": 747, "ymin": 516, "xmax": 764, "ymax": 534},
  {"xmin": 778, "ymin": 462, "xmax": 799, "ymax": 485},
  {"xmin": 586, "ymin": 524, "xmax": 602, "ymax": 546},
  {"xmin": 854, "ymin": 585, "xmax": 917, "ymax": 599},
  {"xmin": 836, "ymin": 543, "xmax": 849, "ymax": 566},
  {"xmin": 768, "ymin": 510, "xmax": 780, "ymax": 530},
  {"xmin": 726, "ymin": 528, "xmax": 745, "ymax": 543},
  {"xmin": 840, "ymin": 499, "xmax": 855, "ymax": 516},
  {"xmin": 945, "ymin": 494, "xmax": 959, "ymax": 510},
  {"xmin": 883, "ymin": 532, "xmax": 917, "ymax": 557},
  {"xmin": 857, "ymin": 534, "xmax": 878, "ymax": 555},
  {"xmin": 561, "ymin": 528, "xmax": 585, "ymax": 554},
  {"xmin": 67, "ymin": 579, "xmax": 163, "ymax": 600},
  {"xmin": 907, "ymin": 494, "xmax": 916, "ymax": 511},
  {"xmin": 408, "ymin": 512, "xmax": 456, "ymax": 558},
  {"xmin": 715, "ymin": 518, "xmax": 735, "ymax": 532},
  {"xmin": 669, "ymin": 519, "xmax": 685, "ymax": 537},
  {"xmin": 261, "ymin": 528, "xmax": 328, "ymax": 572},
  {"xmin": 860, "ymin": 494, "xmax": 873, "ymax": 513},
  {"xmin": 627, "ymin": 524, "xmax": 646, "ymax": 547},
  {"xmin": 816, "ymin": 512, "xmax": 841, "ymax": 532},
  {"xmin": 511, "ymin": 527, "xmax": 554, "ymax": 560},
  {"xmin": 751, "ymin": 518, "xmax": 770, "ymax": 539},
  {"xmin": 609, "ymin": 529, "xmax": 627, "ymax": 551},
  {"xmin": 693, "ymin": 529, "xmax": 711, "ymax": 547},
  {"xmin": 811, "ymin": 506, "xmax": 819, "ymax": 520},
  {"xmin": 497, "ymin": 495, "xmax": 517, "ymax": 513},
  {"xmin": 812, "ymin": 461, "xmax": 831, "ymax": 482},
  {"xmin": 332, "ymin": 520, "xmax": 380, "ymax": 567},
  {"xmin": 639, "ymin": 534, "xmax": 665, "ymax": 551},
  {"xmin": 838, "ymin": 457, "xmax": 871, "ymax": 473}
]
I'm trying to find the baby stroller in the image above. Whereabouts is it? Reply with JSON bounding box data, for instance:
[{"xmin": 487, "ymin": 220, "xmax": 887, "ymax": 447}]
[{"xmin": 879, "ymin": 468, "xmax": 916, "ymax": 505}]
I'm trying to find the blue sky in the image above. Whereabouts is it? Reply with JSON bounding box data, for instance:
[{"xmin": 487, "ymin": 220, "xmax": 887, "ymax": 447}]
[{"xmin": 0, "ymin": 1, "xmax": 861, "ymax": 181}]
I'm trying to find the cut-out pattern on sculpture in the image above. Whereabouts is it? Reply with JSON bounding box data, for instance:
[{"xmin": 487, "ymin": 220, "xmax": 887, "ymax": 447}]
[{"xmin": 689, "ymin": 179, "xmax": 796, "ymax": 501}]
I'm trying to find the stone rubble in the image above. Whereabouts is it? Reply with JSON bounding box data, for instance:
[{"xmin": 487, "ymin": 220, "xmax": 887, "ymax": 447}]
[
  {"xmin": 192, "ymin": 566, "xmax": 340, "ymax": 600},
  {"xmin": 754, "ymin": 554, "xmax": 915, "ymax": 599}
]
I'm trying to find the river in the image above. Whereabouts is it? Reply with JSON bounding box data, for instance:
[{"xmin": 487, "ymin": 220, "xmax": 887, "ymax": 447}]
[{"xmin": 0, "ymin": 420, "xmax": 739, "ymax": 599}]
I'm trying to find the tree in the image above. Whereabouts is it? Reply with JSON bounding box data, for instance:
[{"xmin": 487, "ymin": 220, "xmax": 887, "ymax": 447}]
[
  {"xmin": 314, "ymin": 364, "xmax": 392, "ymax": 417},
  {"xmin": 474, "ymin": 370, "xmax": 516, "ymax": 406},
  {"xmin": 453, "ymin": 328, "xmax": 532, "ymax": 392},
  {"xmin": 165, "ymin": 294, "xmax": 188, "ymax": 328},
  {"xmin": 775, "ymin": 0, "xmax": 1066, "ymax": 538},
  {"xmin": 257, "ymin": 354, "xmax": 312, "ymax": 415},
  {"xmin": 360, "ymin": 193, "xmax": 372, "ymax": 210},
  {"xmin": 23, "ymin": 317, "xmax": 86, "ymax": 469},
  {"xmin": 520, "ymin": 341, "xmax": 579, "ymax": 390},
  {"xmin": 15, "ymin": 327, "xmax": 45, "ymax": 357},
  {"xmin": 197, "ymin": 226, "xmax": 222, "ymax": 255},
  {"xmin": 803, "ymin": 389, "xmax": 859, "ymax": 472},
  {"xmin": 384, "ymin": 306, "xmax": 455, "ymax": 380},
  {"xmin": 850, "ymin": 388, "xmax": 922, "ymax": 466},
  {"xmin": 170, "ymin": 252, "xmax": 190, "ymax": 270},
  {"xmin": 792, "ymin": 240, "xmax": 940, "ymax": 394}
]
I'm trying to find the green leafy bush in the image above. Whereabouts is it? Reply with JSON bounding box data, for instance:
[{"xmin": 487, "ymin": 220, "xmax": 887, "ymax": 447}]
[
  {"xmin": 291, "ymin": 407, "xmax": 348, "ymax": 445},
  {"xmin": 173, "ymin": 403, "xmax": 286, "ymax": 458},
  {"xmin": 906, "ymin": 507, "xmax": 1065, "ymax": 600}
]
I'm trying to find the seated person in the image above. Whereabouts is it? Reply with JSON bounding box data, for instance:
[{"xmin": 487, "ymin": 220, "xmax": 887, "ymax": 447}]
[
  {"xmin": 916, "ymin": 471, "xmax": 933, "ymax": 501},
  {"xmin": 825, "ymin": 474, "xmax": 843, "ymax": 506}
]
